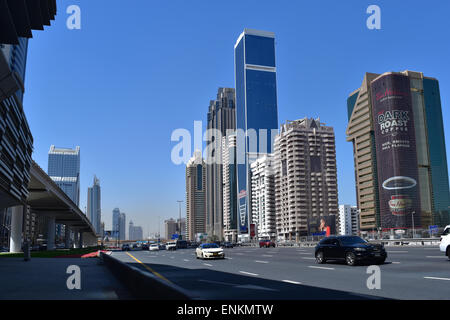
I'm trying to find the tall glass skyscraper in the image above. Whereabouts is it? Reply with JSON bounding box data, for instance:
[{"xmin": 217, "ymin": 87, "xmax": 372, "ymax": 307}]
[
  {"xmin": 0, "ymin": 38, "xmax": 29, "ymax": 102},
  {"xmin": 48, "ymin": 145, "xmax": 81, "ymax": 206},
  {"xmin": 87, "ymin": 176, "xmax": 101, "ymax": 234},
  {"xmin": 234, "ymin": 29, "xmax": 279, "ymax": 237}
]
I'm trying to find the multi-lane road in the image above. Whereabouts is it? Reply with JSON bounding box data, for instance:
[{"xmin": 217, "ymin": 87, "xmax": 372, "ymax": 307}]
[{"xmin": 112, "ymin": 246, "xmax": 449, "ymax": 300}]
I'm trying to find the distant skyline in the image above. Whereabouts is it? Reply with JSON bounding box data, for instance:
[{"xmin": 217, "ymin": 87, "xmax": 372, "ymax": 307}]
[{"xmin": 23, "ymin": 1, "xmax": 450, "ymax": 237}]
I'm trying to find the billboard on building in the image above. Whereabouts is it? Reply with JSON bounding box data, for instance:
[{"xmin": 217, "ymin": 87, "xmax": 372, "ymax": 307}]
[
  {"xmin": 308, "ymin": 215, "xmax": 336, "ymax": 236},
  {"xmin": 370, "ymin": 73, "xmax": 421, "ymax": 229}
]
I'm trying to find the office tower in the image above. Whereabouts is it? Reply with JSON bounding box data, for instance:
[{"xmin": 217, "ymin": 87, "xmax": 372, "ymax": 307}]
[
  {"xmin": 48, "ymin": 145, "xmax": 81, "ymax": 206},
  {"xmin": 112, "ymin": 208, "xmax": 120, "ymax": 239},
  {"xmin": 251, "ymin": 154, "xmax": 276, "ymax": 240},
  {"xmin": 338, "ymin": 205, "xmax": 360, "ymax": 236},
  {"xmin": 87, "ymin": 176, "xmax": 101, "ymax": 234},
  {"xmin": 275, "ymin": 118, "xmax": 338, "ymax": 241},
  {"xmin": 346, "ymin": 71, "xmax": 450, "ymax": 232},
  {"xmin": 119, "ymin": 212, "xmax": 126, "ymax": 241},
  {"xmin": 234, "ymin": 29, "xmax": 279, "ymax": 238},
  {"xmin": 165, "ymin": 218, "xmax": 178, "ymax": 240},
  {"xmin": 129, "ymin": 221, "xmax": 143, "ymax": 241},
  {"xmin": 186, "ymin": 151, "xmax": 206, "ymax": 241},
  {"xmin": 206, "ymin": 87, "xmax": 236, "ymax": 241},
  {"xmin": 1, "ymin": 38, "xmax": 28, "ymax": 102},
  {"xmin": 222, "ymin": 135, "xmax": 238, "ymax": 242}
]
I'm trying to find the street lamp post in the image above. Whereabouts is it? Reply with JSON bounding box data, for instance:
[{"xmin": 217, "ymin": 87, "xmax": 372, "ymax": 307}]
[{"xmin": 412, "ymin": 211, "xmax": 415, "ymax": 239}]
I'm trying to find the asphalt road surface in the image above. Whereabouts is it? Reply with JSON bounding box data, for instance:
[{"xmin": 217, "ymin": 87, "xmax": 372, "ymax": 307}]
[{"xmin": 112, "ymin": 246, "xmax": 449, "ymax": 300}]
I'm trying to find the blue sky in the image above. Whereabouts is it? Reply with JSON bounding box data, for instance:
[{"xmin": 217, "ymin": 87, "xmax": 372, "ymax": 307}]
[{"xmin": 23, "ymin": 0, "xmax": 450, "ymax": 236}]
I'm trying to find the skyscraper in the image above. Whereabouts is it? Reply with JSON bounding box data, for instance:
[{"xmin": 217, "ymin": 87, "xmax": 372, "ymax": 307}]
[
  {"xmin": 0, "ymin": 38, "xmax": 28, "ymax": 102},
  {"xmin": 165, "ymin": 218, "xmax": 178, "ymax": 240},
  {"xmin": 112, "ymin": 208, "xmax": 120, "ymax": 239},
  {"xmin": 186, "ymin": 151, "xmax": 206, "ymax": 241},
  {"xmin": 48, "ymin": 145, "xmax": 81, "ymax": 206},
  {"xmin": 119, "ymin": 212, "xmax": 126, "ymax": 241},
  {"xmin": 206, "ymin": 87, "xmax": 236, "ymax": 241},
  {"xmin": 346, "ymin": 71, "xmax": 450, "ymax": 232},
  {"xmin": 234, "ymin": 29, "xmax": 279, "ymax": 238},
  {"xmin": 87, "ymin": 176, "xmax": 101, "ymax": 234},
  {"xmin": 338, "ymin": 205, "xmax": 360, "ymax": 236},
  {"xmin": 275, "ymin": 118, "xmax": 338, "ymax": 241},
  {"xmin": 222, "ymin": 134, "xmax": 238, "ymax": 242},
  {"xmin": 129, "ymin": 221, "xmax": 143, "ymax": 241}
]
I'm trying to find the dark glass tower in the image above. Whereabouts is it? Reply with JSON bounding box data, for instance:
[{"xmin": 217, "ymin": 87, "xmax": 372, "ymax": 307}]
[{"xmin": 234, "ymin": 29, "xmax": 279, "ymax": 237}]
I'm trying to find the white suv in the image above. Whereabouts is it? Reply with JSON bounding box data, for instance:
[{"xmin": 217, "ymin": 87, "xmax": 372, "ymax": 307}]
[
  {"xmin": 439, "ymin": 225, "xmax": 450, "ymax": 259},
  {"xmin": 166, "ymin": 242, "xmax": 177, "ymax": 251}
]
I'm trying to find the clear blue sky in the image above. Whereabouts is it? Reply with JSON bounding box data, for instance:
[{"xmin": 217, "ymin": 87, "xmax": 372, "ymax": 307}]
[{"xmin": 23, "ymin": 0, "xmax": 450, "ymax": 236}]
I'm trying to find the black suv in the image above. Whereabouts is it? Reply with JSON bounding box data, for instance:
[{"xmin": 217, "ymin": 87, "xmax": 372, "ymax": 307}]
[{"xmin": 315, "ymin": 236, "xmax": 387, "ymax": 266}]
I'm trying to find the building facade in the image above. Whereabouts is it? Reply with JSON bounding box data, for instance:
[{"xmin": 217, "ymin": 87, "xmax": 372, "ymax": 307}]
[
  {"xmin": 346, "ymin": 71, "xmax": 450, "ymax": 232},
  {"xmin": 234, "ymin": 29, "xmax": 279, "ymax": 238},
  {"xmin": 129, "ymin": 221, "xmax": 143, "ymax": 241},
  {"xmin": 275, "ymin": 118, "xmax": 338, "ymax": 241},
  {"xmin": 87, "ymin": 176, "xmax": 101, "ymax": 234},
  {"xmin": 112, "ymin": 208, "xmax": 126, "ymax": 240},
  {"xmin": 48, "ymin": 145, "xmax": 80, "ymax": 206},
  {"xmin": 251, "ymin": 154, "xmax": 276, "ymax": 240},
  {"xmin": 338, "ymin": 205, "xmax": 360, "ymax": 236},
  {"xmin": 165, "ymin": 218, "xmax": 177, "ymax": 240},
  {"xmin": 222, "ymin": 135, "xmax": 238, "ymax": 242},
  {"xmin": 186, "ymin": 151, "xmax": 206, "ymax": 241},
  {"xmin": 206, "ymin": 87, "xmax": 236, "ymax": 241}
]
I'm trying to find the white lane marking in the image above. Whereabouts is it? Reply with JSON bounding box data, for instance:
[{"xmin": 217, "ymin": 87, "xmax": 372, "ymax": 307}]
[
  {"xmin": 298, "ymin": 253, "xmax": 312, "ymax": 255},
  {"xmin": 308, "ymin": 266, "xmax": 335, "ymax": 270},
  {"xmin": 236, "ymin": 253, "xmax": 244, "ymax": 255},
  {"xmin": 183, "ymin": 259, "xmax": 189, "ymax": 262},
  {"xmin": 262, "ymin": 255, "xmax": 273, "ymax": 257},
  {"xmin": 282, "ymin": 280, "xmax": 302, "ymax": 285},
  {"xmin": 387, "ymin": 251, "xmax": 409, "ymax": 253},
  {"xmin": 424, "ymin": 277, "xmax": 450, "ymax": 281},
  {"xmin": 203, "ymin": 263, "xmax": 213, "ymax": 267},
  {"xmin": 170, "ymin": 257, "xmax": 174, "ymax": 259},
  {"xmin": 226, "ymin": 257, "xmax": 233, "ymax": 260},
  {"xmin": 426, "ymin": 256, "xmax": 445, "ymax": 258},
  {"xmin": 302, "ymin": 257, "xmax": 316, "ymax": 260},
  {"xmin": 255, "ymin": 260, "xmax": 269, "ymax": 264},
  {"xmin": 239, "ymin": 271, "xmax": 259, "ymax": 276},
  {"xmin": 424, "ymin": 248, "xmax": 439, "ymax": 250},
  {"xmin": 392, "ymin": 262, "xmax": 401, "ymax": 264}
]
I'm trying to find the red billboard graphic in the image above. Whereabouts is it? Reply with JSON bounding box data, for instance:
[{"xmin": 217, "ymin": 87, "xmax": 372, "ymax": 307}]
[
  {"xmin": 370, "ymin": 74, "xmax": 421, "ymax": 229},
  {"xmin": 250, "ymin": 223, "xmax": 256, "ymax": 237}
]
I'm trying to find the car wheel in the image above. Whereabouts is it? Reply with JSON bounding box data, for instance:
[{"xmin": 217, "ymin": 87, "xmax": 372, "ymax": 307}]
[
  {"xmin": 446, "ymin": 247, "xmax": 450, "ymax": 259},
  {"xmin": 346, "ymin": 252, "xmax": 357, "ymax": 266},
  {"xmin": 316, "ymin": 251, "xmax": 325, "ymax": 264}
]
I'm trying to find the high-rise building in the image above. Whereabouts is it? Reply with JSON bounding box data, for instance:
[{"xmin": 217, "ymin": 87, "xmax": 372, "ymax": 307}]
[
  {"xmin": 275, "ymin": 118, "xmax": 338, "ymax": 241},
  {"xmin": 234, "ymin": 29, "xmax": 279, "ymax": 237},
  {"xmin": 338, "ymin": 205, "xmax": 360, "ymax": 236},
  {"xmin": 346, "ymin": 71, "xmax": 450, "ymax": 232},
  {"xmin": 87, "ymin": 176, "xmax": 101, "ymax": 234},
  {"xmin": 48, "ymin": 145, "xmax": 80, "ymax": 206},
  {"xmin": 251, "ymin": 154, "xmax": 276, "ymax": 240},
  {"xmin": 222, "ymin": 135, "xmax": 238, "ymax": 242},
  {"xmin": 119, "ymin": 212, "xmax": 126, "ymax": 241},
  {"xmin": 129, "ymin": 221, "xmax": 143, "ymax": 241},
  {"xmin": 186, "ymin": 151, "xmax": 206, "ymax": 241},
  {"xmin": 206, "ymin": 87, "xmax": 236, "ymax": 241},
  {"xmin": 176, "ymin": 218, "xmax": 187, "ymax": 239},
  {"xmin": 165, "ymin": 218, "xmax": 177, "ymax": 240},
  {"xmin": 112, "ymin": 208, "xmax": 120, "ymax": 239},
  {"xmin": 1, "ymin": 38, "xmax": 28, "ymax": 102}
]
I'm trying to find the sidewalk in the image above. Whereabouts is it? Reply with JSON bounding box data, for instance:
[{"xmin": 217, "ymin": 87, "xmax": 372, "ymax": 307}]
[{"xmin": 0, "ymin": 257, "xmax": 131, "ymax": 299}]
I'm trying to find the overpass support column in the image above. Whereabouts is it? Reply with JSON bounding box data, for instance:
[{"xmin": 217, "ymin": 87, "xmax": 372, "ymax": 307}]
[
  {"xmin": 9, "ymin": 206, "xmax": 24, "ymax": 253},
  {"xmin": 47, "ymin": 217, "xmax": 56, "ymax": 251},
  {"xmin": 65, "ymin": 226, "xmax": 71, "ymax": 248},
  {"xmin": 79, "ymin": 232, "xmax": 83, "ymax": 248},
  {"xmin": 73, "ymin": 231, "xmax": 79, "ymax": 248}
]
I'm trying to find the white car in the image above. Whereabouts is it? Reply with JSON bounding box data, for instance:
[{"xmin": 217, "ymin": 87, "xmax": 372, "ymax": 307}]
[
  {"xmin": 166, "ymin": 242, "xmax": 177, "ymax": 251},
  {"xmin": 439, "ymin": 225, "xmax": 450, "ymax": 259},
  {"xmin": 149, "ymin": 244, "xmax": 160, "ymax": 251},
  {"xmin": 196, "ymin": 243, "xmax": 224, "ymax": 259}
]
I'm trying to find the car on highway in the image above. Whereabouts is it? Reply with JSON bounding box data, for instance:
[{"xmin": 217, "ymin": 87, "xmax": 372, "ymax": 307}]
[
  {"xmin": 141, "ymin": 243, "xmax": 149, "ymax": 250},
  {"xmin": 149, "ymin": 243, "xmax": 160, "ymax": 251},
  {"xmin": 0, "ymin": 246, "xmax": 9, "ymax": 253},
  {"xmin": 439, "ymin": 225, "xmax": 450, "ymax": 259},
  {"xmin": 196, "ymin": 243, "xmax": 225, "ymax": 259},
  {"xmin": 315, "ymin": 236, "xmax": 387, "ymax": 266},
  {"xmin": 259, "ymin": 239, "xmax": 276, "ymax": 248},
  {"xmin": 222, "ymin": 242, "xmax": 233, "ymax": 248},
  {"xmin": 166, "ymin": 241, "xmax": 177, "ymax": 251},
  {"xmin": 121, "ymin": 244, "xmax": 130, "ymax": 251}
]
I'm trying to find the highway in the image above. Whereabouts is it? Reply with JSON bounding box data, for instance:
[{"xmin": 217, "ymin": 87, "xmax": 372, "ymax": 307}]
[{"xmin": 112, "ymin": 246, "xmax": 450, "ymax": 300}]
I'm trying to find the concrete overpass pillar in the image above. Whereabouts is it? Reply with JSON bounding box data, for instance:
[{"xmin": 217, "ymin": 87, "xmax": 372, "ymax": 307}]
[
  {"xmin": 65, "ymin": 226, "xmax": 71, "ymax": 248},
  {"xmin": 47, "ymin": 217, "xmax": 56, "ymax": 251},
  {"xmin": 73, "ymin": 231, "xmax": 79, "ymax": 248},
  {"xmin": 9, "ymin": 206, "xmax": 24, "ymax": 253},
  {"xmin": 79, "ymin": 232, "xmax": 83, "ymax": 248}
]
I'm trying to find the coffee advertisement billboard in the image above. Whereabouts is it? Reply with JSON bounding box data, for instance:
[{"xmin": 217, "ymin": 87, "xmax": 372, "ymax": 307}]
[{"xmin": 370, "ymin": 74, "xmax": 421, "ymax": 229}]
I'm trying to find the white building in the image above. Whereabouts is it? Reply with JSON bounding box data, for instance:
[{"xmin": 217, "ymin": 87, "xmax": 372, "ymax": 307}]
[
  {"xmin": 338, "ymin": 205, "xmax": 360, "ymax": 235},
  {"xmin": 251, "ymin": 154, "xmax": 276, "ymax": 240},
  {"xmin": 222, "ymin": 135, "xmax": 238, "ymax": 242}
]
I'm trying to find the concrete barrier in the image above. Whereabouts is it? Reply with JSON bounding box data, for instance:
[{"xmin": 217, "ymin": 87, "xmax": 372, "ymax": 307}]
[{"xmin": 100, "ymin": 252, "xmax": 191, "ymax": 300}]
